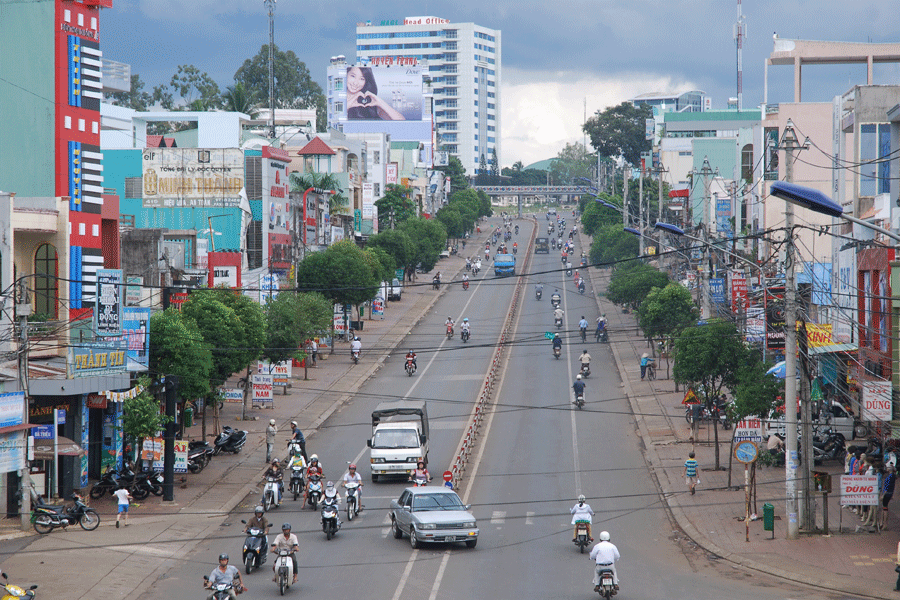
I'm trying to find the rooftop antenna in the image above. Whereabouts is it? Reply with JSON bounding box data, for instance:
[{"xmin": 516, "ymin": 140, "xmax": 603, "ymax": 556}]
[
  {"xmin": 264, "ymin": 0, "xmax": 276, "ymax": 138},
  {"xmin": 734, "ymin": 0, "xmax": 747, "ymax": 111}
]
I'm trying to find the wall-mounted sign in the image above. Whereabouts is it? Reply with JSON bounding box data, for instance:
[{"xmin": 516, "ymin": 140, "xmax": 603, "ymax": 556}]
[
  {"xmin": 96, "ymin": 269, "xmax": 123, "ymax": 336},
  {"xmin": 141, "ymin": 148, "xmax": 244, "ymax": 208},
  {"xmin": 68, "ymin": 340, "xmax": 127, "ymax": 378}
]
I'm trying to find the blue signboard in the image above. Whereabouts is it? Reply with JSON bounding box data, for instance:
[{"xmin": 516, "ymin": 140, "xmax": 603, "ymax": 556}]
[
  {"xmin": 709, "ymin": 278, "xmax": 726, "ymax": 304},
  {"xmin": 123, "ymin": 307, "xmax": 151, "ymax": 372},
  {"xmin": 32, "ymin": 425, "xmax": 55, "ymax": 440}
]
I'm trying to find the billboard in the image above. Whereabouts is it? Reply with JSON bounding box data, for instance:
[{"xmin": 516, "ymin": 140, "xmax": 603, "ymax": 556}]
[
  {"xmin": 141, "ymin": 148, "xmax": 244, "ymax": 208},
  {"xmin": 345, "ymin": 66, "xmax": 424, "ymax": 121},
  {"xmin": 123, "ymin": 307, "xmax": 150, "ymax": 372},
  {"xmin": 261, "ymin": 146, "xmax": 292, "ymax": 270}
]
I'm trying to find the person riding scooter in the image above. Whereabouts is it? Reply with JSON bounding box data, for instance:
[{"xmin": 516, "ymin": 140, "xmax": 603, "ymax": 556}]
[
  {"xmin": 579, "ymin": 350, "xmax": 591, "ymax": 375},
  {"xmin": 570, "ymin": 494, "xmax": 594, "ymax": 542},
  {"xmin": 405, "ymin": 350, "xmax": 418, "ymax": 373},
  {"xmin": 554, "ymin": 306, "xmax": 564, "ymax": 327},
  {"xmin": 552, "ymin": 333, "xmax": 563, "ymax": 355},
  {"xmin": 590, "ymin": 531, "xmax": 621, "ymax": 592},
  {"xmin": 271, "ymin": 523, "xmax": 299, "ymax": 584},
  {"xmin": 572, "ymin": 374, "xmax": 585, "ymax": 404},
  {"xmin": 460, "ymin": 318, "xmax": 471, "ymax": 340},
  {"xmin": 245, "ymin": 505, "xmax": 270, "ymax": 565},
  {"xmin": 264, "ymin": 460, "xmax": 284, "ymax": 504}
]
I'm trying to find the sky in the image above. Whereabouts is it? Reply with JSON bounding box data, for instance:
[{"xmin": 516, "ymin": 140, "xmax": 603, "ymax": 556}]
[{"xmin": 101, "ymin": 0, "xmax": 900, "ymax": 169}]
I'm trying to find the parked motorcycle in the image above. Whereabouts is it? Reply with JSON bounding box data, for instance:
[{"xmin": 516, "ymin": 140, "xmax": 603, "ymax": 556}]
[
  {"xmin": 684, "ymin": 403, "xmax": 730, "ymax": 430},
  {"xmin": 240, "ymin": 521, "xmax": 267, "ymax": 574},
  {"xmin": 321, "ymin": 496, "xmax": 341, "ymax": 540},
  {"xmin": 262, "ymin": 475, "xmax": 281, "ymax": 511},
  {"xmin": 213, "ymin": 425, "xmax": 247, "ymax": 455},
  {"xmin": 89, "ymin": 466, "xmax": 120, "ymax": 499},
  {"xmin": 306, "ymin": 474, "xmax": 323, "ymax": 510},
  {"xmin": 273, "ymin": 549, "xmax": 294, "ymax": 595},
  {"xmin": 595, "ymin": 568, "xmax": 618, "ymax": 598},
  {"xmin": 809, "ymin": 429, "xmax": 847, "ymax": 465},
  {"xmin": 1, "ymin": 573, "xmax": 37, "ymax": 599},
  {"xmin": 461, "ymin": 329, "xmax": 470, "ymax": 343},
  {"xmin": 345, "ymin": 482, "xmax": 361, "ymax": 522},
  {"xmin": 405, "ymin": 358, "xmax": 416, "ymax": 377},
  {"xmin": 32, "ymin": 493, "xmax": 100, "ymax": 534},
  {"xmin": 574, "ymin": 521, "xmax": 590, "ymax": 553},
  {"xmin": 188, "ymin": 443, "xmax": 215, "ymax": 474}
]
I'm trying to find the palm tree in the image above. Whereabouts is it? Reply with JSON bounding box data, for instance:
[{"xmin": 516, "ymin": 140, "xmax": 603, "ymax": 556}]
[
  {"xmin": 289, "ymin": 172, "xmax": 349, "ymax": 214},
  {"xmin": 222, "ymin": 82, "xmax": 260, "ymax": 117}
]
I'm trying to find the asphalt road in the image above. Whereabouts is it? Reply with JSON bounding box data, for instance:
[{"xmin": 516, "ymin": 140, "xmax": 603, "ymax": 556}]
[{"xmin": 145, "ymin": 216, "xmax": 847, "ymax": 600}]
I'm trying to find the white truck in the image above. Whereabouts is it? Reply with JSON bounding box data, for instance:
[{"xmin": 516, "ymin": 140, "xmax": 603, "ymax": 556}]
[{"xmin": 367, "ymin": 400, "xmax": 429, "ymax": 482}]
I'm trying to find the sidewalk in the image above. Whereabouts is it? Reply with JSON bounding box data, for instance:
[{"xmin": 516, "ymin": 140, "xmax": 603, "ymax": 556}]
[
  {"xmin": 0, "ymin": 228, "xmax": 487, "ymax": 598},
  {"xmin": 590, "ymin": 268, "xmax": 899, "ymax": 599}
]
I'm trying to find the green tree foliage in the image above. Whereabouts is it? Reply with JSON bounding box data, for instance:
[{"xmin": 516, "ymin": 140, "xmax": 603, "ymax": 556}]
[
  {"xmin": 435, "ymin": 206, "xmax": 463, "ymax": 239},
  {"xmin": 500, "ymin": 166, "xmax": 547, "ymax": 186},
  {"xmin": 149, "ymin": 309, "xmax": 213, "ymax": 402},
  {"xmin": 580, "ymin": 198, "xmax": 621, "ymax": 236},
  {"xmin": 549, "ymin": 142, "xmax": 595, "ymax": 185},
  {"xmin": 606, "ymin": 262, "xmax": 669, "ymax": 309},
  {"xmin": 479, "ymin": 153, "xmax": 488, "ymax": 175},
  {"xmin": 203, "ymin": 287, "xmax": 266, "ymax": 368},
  {"xmin": 363, "ymin": 247, "xmax": 396, "ymax": 283},
  {"xmin": 437, "ymin": 156, "xmax": 469, "ymax": 195},
  {"xmin": 374, "ymin": 184, "xmax": 416, "ymax": 230},
  {"xmin": 731, "ymin": 349, "xmax": 781, "ymax": 422},
  {"xmin": 398, "ymin": 217, "xmax": 447, "ymax": 274},
  {"xmin": 583, "ymin": 102, "xmax": 652, "ymax": 165},
  {"xmin": 672, "ymin": 320, "xmax": 748, "ymax": 468},
  {"xmin": 234, "ymin": 45, "xmax": 326, "ymax": 131},
  {"xmin": 180, "ymin": 293, "xmax": 246, "ymax": 387},
  {"xmin": 168, "ymin": 64, "xmax": 221, "ymax": 109},
  {"xmin": 105, "ymin": 74, "xmax": 152, "ymax": 110},
  {"xmin": 263, "ymin": 291, "xmax": 332, "ymax": 365},
  {"xmin": 295, "ymin": 240, "xmax": 379, "ymax": 307},
  {"xmin": 589, "ymin": 224, "xmax": 639, "ymax": 267},
  {"xmin": 122, "ymin": 376, "xmax": 173, "ymax": 462},
  {"xmin": 637, "ymin": 283, "xmax": 698, "ymax": 340},
  {"xmin": 490, "ymin": 148, "xmax": 500, "ymax": 176},
  {"xmin": 222, "ymin": 82, "xmax": 260, "ymax": 116},
  {"xmin": 366, "ymin": 229, "xmax": 415, "ymax": 275}
]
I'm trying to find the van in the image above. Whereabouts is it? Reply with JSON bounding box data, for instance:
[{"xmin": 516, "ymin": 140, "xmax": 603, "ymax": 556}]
[
  {"xmin": 494, "ymin": 253, "xmax": 516, "ymax": 276},
  {"xmin": 387, "ymin": 278, "xmax": 402, "ymax": 301}
]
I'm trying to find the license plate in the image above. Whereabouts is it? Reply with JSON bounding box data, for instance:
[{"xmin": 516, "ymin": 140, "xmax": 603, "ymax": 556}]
[{"xmin": 601, "ymin": 577, "xmax": 613, "ymax": 585}]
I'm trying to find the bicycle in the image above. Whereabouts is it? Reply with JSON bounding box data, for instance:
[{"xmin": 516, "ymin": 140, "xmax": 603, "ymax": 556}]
[{"xmin": 645, "ymin": 361, "xmax": 656, "ymax": 381}]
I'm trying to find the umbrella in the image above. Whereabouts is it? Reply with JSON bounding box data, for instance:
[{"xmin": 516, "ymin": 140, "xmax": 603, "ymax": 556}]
[{"xmin": 766, "ymin": 361, "xmax": 786, "ymax": 379}]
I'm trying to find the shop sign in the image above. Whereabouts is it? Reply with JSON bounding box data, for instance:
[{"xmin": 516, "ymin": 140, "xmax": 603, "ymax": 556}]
[
  {"xmin": 839, "ymin": 475, "xmax": 879, "ymax": 506},
  {"xmin": 95, "ymin": 269, "xmax": 123, "ymax": 336},
  {"xmin": 145, "ymin": 438, "xmax": 188, "ymax": 473},
  {"xmin": 219, "ymin": 387, "xmax": 244, "ymax": 403},
  {"xmin": 124, "ymin": 307, "xmax": 150, "ymax": 372},
  {"xmin": 862, "ymin": 380, "xmax": 892, "ymax": 421},
  {"xmin": 32, "ymin": 425, "xmax": 55, "ymax": 440},
  {"xmin": 709, "ymin": 278, "xmax": 726, "ymax": 304},
  {"xmin": 125, "ymin": 276, "xmax": 143, "ymax": 306},
  {"xmin": 733, "ymin": 418, "xmax": 764, "ymax": 443},
  {"xmin": 252, "ymin": 374, "xmax": 274, "ymax": 406},
  {"xmin": 0, "ymin": 391, "xmax": 25, "ymax": 428},
  {"xmin": 86, "ymin": 394, "xmax": 107, "ymax": 409},
  {"xmin": 0, "ymin": 432, "xmax": 25, "ymax": 475},
  {"xmin": 68, "ymin": 340, "xmax": 127, "ymax": 378},
  {"xmin": 257, "ymin": 361, "xmax": 291, "ymax": 387}
]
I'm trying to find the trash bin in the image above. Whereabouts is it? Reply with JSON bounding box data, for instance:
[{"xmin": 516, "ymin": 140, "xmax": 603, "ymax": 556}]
[
  {"xmin": 184, "ymin": 406, "xmax": 194, "ymax": 428},
  {"xmin": 763, "ymin": 503, "xmax": 774, "ymax": 531}
]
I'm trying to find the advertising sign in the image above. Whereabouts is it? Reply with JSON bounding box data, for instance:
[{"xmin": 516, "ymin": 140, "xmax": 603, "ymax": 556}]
[
  {"xmin": 259, "ymin": 274, "xmax": 279, "ymax": 305},
  {"xmin": 212, "ymin": 265, "xmax": 239, "ymax": 288},
  {"xmin": 96, "ymin": 269, "xmax": 123, "ymax": 336},
  {"xmin": 123, "ymin": 307, "xmax": 150, "ymax": 372},
  {"xmin": 32, "ymin": 425, "xmax": 54, "ymax": 440},
  {"xmin": 141, "ymin": 148, "xmax": 244, "ymax": 208},
  {"xmin": 68, "ymin": 340, "xmax": 127, "ymax": 378},
  {"xmin": 219, "ymin": 387, "xmax": 244, "ymax": 403},
  {"xmin": 709, "ymin": 277, "xmax": 726, "ymax": 304},
  {"xmin": 840, "ymin": 474, "xmax": 879, "ymax": 506},
  {"xmin": 733, "ymin": 417, "xmax": 764, "ymax": 443},
  {"xmin": 765, "ymin": 285, "xmax": 786, "ymax": 351},
  {"xmin": 0, "ymin": 433, "xmax": 25, "ymax": 475},
  {"xmin": 386, "ymin": 163, "xmax": 398, "ymax": 185},
  {"xmin": 262, "ymin": 146, "xmax": 292, "ymax": 269},
  {"xmin": 345, "ymin": 66, "xmax": 424, "ymax": 121},
  {"xmin": 715, "ymin": 196, "xmax": 732, "ymax": 235},
  {"xmin": 257, "ymin": 360, "xmax": 292, "ymax": 388},
  {"xmin": 333, "ymin": 304, "xmax": 347, "ymax": 335},
  {"xmin": 372, "ymin": 296, "xmax": 384, "ymax": 317},
  {"xmin": 0, "ymin": 392, "xmax": 25, "ymax": 429},
  {"xmin": 833, "ymin": 247, "xmax": 856, "ymax": 343},
  {"xmin": 252, "ymin": 374, "xmax": 274, "ymax": 406},
  {"xmin": 745, "ymin": 306, "xmax": 765, "ymax": 343},
  {"xmin": 125, "ymin": 276, "xmax": 143, "ymax": 306},
  {"xmin": 362, "ymin": 182, "xmax": 375, "ymax": 219},
  {"xmin": 731, "ymin": 272, "xmax": 747, "ymax": 312},
  {"xmin": 144, "ymin": 438, "xmax": 188, "ymax": 473},
  {"xmin": 862, "ymin": 380, "xmax": 892, "ymax": 421}
]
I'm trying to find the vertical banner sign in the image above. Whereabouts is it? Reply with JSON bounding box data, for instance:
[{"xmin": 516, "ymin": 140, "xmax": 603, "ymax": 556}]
[
  {"xmin": 862, "ymin": 380, "xmax": 892, "ymax": 421},
  {"xmin": 123, "ymin": 307, "xmax": 150, "ymax": 372},
  {"xmin": 386, "ymin": 163, "xmax": 398, "ymax": 185},
  {"xmin": 125, "ymin": 276, "xmax": 143, "ymax": 306},
  {"xmin": 765, "ymin": 285, "xmax": 786, "ymax": 351},
  {"xmin": 81, "ymin": 399, "xmax": 89, "ymax": 487},
  {"xmin": 96, "ymin": 269, "xmax": 123, "ymax": 336},
  {"xmin": 259, "ymin": 274, "xmax": 279, "ymax": 305},
  {"xmin": 262, "ymin": 146, "xmax": 292, "ymax": 270},
  {"xmin": 709, "ymin": 277, "xmax": 726, "ymax": 304},
  {"xmin": 0, "ymin": 391, "xmax": 25, "ymax": 428},
  {"xmin": 252, "ymin": 374, "xmax": 274, "ymax": 407}
]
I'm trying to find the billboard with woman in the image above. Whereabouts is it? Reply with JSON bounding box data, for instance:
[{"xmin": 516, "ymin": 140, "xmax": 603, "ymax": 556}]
[{"xmin": 346, "ymin": 66, "xmax": 423, "ymax": 121}]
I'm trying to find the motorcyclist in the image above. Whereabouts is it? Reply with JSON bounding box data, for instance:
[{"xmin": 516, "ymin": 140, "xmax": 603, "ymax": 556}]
[
  {"xmin": 552, "ymin": 333, "xmax": 563, "ymax": 354},
  {"xmin": 553, "ymin": 306, "xmax": 564, "ymax": 324},
  {"xmin": 461, "ymin": 318, "xmax": 471, "ymax": 338},
  {"xmin": 535, "ymin": 283, "xmax": 544, "ymax": 297},
  {"xmin": 551, "ymin": 289, "xmax": 561, "ymax": 305},
  {"xmin": 570, "ymin": 494, "xmax": 594, "ymax": 542},
  {"xmin": 341, "ymin": 463, "xmax": 363, "ymax": 510},
  {"xmin": 350, "ymin": 336, "xmax": 362, "ymax": 358},
  {"xmin": 271, "ymin": 523, "xmax": 299, "ymax": 584},
  {"xmin": 288, "ymin": 421, "xmax": 308, "ymax": 462},
  {"xmin": 572, "ymin": 374, "xmax": 585, "ymax": 403},
  {"xmin": 323, "ymin": 481, "xmax": 341, "ymax": 520},
  {"xmin": 580, "ymin": 350, "xmax": 592, "ymax": 371},
  {"xmin": 578, "ymin": 278, "xmax": 586, "ymax": 293},
  {"xmin": 405, "ymin": 350, "xmax": 418, "ymax": 372},
  {"xmin": 245, "ymin": 505, "xmax": 270, "ymax": 565},
  {"xmin": 264, "ymin": 459, "xmax": 284, "ymax": 504},
  {"xmin": 590, "ymin": 531, "xmax": 621, "ymax": 592},
  {"xmin": 205, "ymin": 554, "xmax": 244, "ymax": 600},
  {"xmin": 302, "ymin": 455, "xmax": 324, "ymax": 508},
  {"xmin": 465, "ymin": 257, "xmax": 471, "ymax": 270},
  {"xmin": 462, "ymin": 273, "xmax": 469, "ymax": 288},
  {"xmin": 445, "ymin": 316, "xmax": 455, "ymax": 336},
  {"xmin": 597, "ymin": 314, "xmax": 608, "ymax": 329},
  {"xmin": 513, "ymin": 242, "xmax": 518, "ymax": 252},
  {"xmin": 411, "ymin": 460, "xmax": 432, "ymax": 484}
]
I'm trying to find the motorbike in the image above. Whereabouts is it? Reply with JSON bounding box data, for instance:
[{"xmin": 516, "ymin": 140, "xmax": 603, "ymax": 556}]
[
  {"xmin": 446, "ymin": 324, "xmax": 454, "ymax": 340},
  {"xmin": 515, "ymin": 226, "xmax": 519, "ymax": 234},
  {"xmin": 89, "ymin": 466, "xmax": 121, "ymax": 499},
  {"xmin": 581, "ymin": 363, "xmax": 591, "ymax": 378},
  {"xmin": 810, "ymin": 429, "xmax": 847, "ymax": 464},
  {"xmin": 405, "ymin": 358, "xmax": 417, "ymax": 377},
  {"xmin": 578, "ymin": 281, "xmax": 586, "ymax": 295},
  {"xmin": 345, "ymin": 481, "xmax": 361, "ymax": 521},
  {"xmin": 321, "ymin": 496, "xmax": 341, "ymax": 540},
  {"xmin": 462, "ymin": 280, "xmax": 469, "ymax": 291},
  {"xmin": 465, "ymin": 260, "xmax": 471, "ymax": 271},
  {"xmin": 263, "ymin": 476, "xmax": 282, "ymax": 511},
  {"xmin": 351, "ymin": 348, "xmax": 360, "ymax": 364},
  {"xmin": 595, "ymin": 569, "xmax": 618, "ymax": 598},
  {"xmin": 581, "ymin": 258, "xmax": 588, "ymax": 268},
  {"xmin": 551, "ymin": 295, "xmax": 561, "ymax": 309},
  {"xmin": 240, "ymin": 521, "xmax": 267, "ymax": 574},
  {"xmin": 574, "ymin": 521, "xmax": 590, "ymax": 553},
  {"xmin": 187, "ymin": 442, "xmax": 214, "ymax": 474},
  {"xmin": 596, "ymin": 325, "xmax": 608, "ymax": 343},
  {"xmin": 684, "ymin": 403, "xmax": 730, "ymax": 430},
  {"xmin": 566, "ymin": 267, "xmax": 572, "ymax": 277},
  {"xmin": 289, "ymin": 463, "xmax": 305, "ymax": 501},
  {"xmin": 31, "ymin": 493, "xmax": 100, "ymax": 534},
  {"xmin": 410, "ymin": 473, "xmax": 431, "ymax": 486},
  {"xmin": 553, "ymin": 346, "xmax": 561, "ymax": 360},
  {"xmin": 0, "ymin": 573, "xmax": 37, "ymax": 599},
  {"xmin": 535, "ymin": 288, "xmax": 543, "ymax": 301},
  {"xmin": 204, "ymin": 576, "xmax": 240, "ymax": 600},
  {"xmin": 555, "ymin": 317, "xmax": 563, "ymax": 330},
  {"xmin": 472, "ymin": 264, "xmax": 480, "ymax": 275},
  {"xmin": 214, "ymin": 425, "xmax": 247, "ymax": 455},
  {"xmin": 580, "ymin": 327, "xmax": 587, "ymax": 343},
  {"xmin": 273, "ymin": 548, "xmax": 294, "ymax": 595},
  {"xmin": 307, "ymin": 474, "xmax": 323, "ymax": 510},
  {"xmin": 461, "ymin": 329, "xmax": 470, "ymax": 343},
  {"xmin": 513, "ymin": 246, "xmax": 517, "ymax": 254},
  {"xmin": 432, "ymin": 276, "xmax": 440, "ymax": 290},
  {"xmin": 574, "ymin": 392, "xmax": 585, "ymax": 410}
]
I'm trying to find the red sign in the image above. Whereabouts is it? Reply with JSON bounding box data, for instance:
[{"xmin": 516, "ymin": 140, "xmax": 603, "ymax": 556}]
[
  {"xmin": 731, "ymin": 273, "xmax": 748, "ymax": 312},
  {"xmin": 682, "ymin": 389, "xmax": 700, "ymax": 405},
  {"xmin": 86, "ymin": 394, "xmax": 107, "ymax": 409},
  {"xmin": 443, "ymin": 470, "xmax": 453, "ymax": 482}
]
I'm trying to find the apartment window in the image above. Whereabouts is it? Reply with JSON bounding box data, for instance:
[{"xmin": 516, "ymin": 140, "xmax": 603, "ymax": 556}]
[
  {"xmin": 64, "ymin": 116, "xmax": 72, "ymax": 129},
  {"xmin": 741, "ymin": 144, "xmax": 753, "ymax": 183},
  {"xmin": 373, "ymin": 151, "xmax": 380, "ymax": 165},
  {"xmin": 860, "ymin": 123, "xmax": 891, "ymax": 196},
  {"xmin": 374, "ymin": 183, "xmax": 381, "ymax": 197},
  {"xmin": 334, "ymin": 79, "xmax": 343, "ymax": 91},
  {"xmin": 124, "ymin": 177, "xmax": 142, "ymax": 198},
  {"xmin": 34, "ymin": 244, "xmax": 59, "ymax": 317},
  {"xmin": 77, "ymin": 13, "xmax": 83, "ymax": 26},
  {"xmin": 333, "ymin": 102, "xmax": 343, "ymax": 113},
  {"xmin": 444, "ymin": 41, "xmax": 457, "ymax": 50}
]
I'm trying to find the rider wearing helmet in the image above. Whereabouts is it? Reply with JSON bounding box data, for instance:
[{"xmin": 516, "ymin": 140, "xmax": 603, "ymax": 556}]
[
  {"xmin": 552, "ymin": 332, "xmax": 563, "ymax": 351},
  {"xmin": 341, "ymin": 463, "xmax": 363, "ymax": 510},
  {"xmin": 303, "ymin": 454, "xmax": 324, "ymax": 509},
  {"xmin": 572, "ymin": 374, "xmax": 586, "ymax": 402},
  {"xmin": 590, "ymin": 531, "xmax": 621, "ymax": 591},
  {"xmin": 245, "ymin": 505, "xmax": 270, "ymax": 563},
  {"xmin": 405, "ymin": 349, "xmax": 418, "ymax": 372},
  {"xmin": 580, "ymin": 349, "xmax": 592, "ymax": 368},
  {"xmin": 324, "ymin": 480, "xmax": 341, "ymax": 504},
  {"xmin": 570, "ymin": 494, "xmax": 595, "ymax": 542},
  {"xmin": 264, "ymin": 459, "xmax": 284, "ymax": 503},
  {"xmin": 461, "ymin": 317, "xmax": 471, "ymax": 336},
  {"xmin": 206, "ymin": 553, "xmax": 244, "ymax": 599},
  {"xmin": 271, "ymin": 523, "xmax": 299, "ymax": 583},
  {"xmin": 412, "ymin": 460, "xmax": 432, "ymax": 484}
]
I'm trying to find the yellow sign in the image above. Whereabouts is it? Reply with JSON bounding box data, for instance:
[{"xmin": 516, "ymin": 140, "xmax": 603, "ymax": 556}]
[
  {"xmin": 682, "ymin": 389, "xmax": 700, "ymax": 405},
  {"xmin": 799, "ymin": 323, "xmax": 833, "ymax": 348}
]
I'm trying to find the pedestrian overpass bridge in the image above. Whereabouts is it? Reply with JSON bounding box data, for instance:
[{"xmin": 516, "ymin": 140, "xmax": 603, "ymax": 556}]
[{"xmin": 471, "ymin": 185, "xmax": 591, "ymax": 215}]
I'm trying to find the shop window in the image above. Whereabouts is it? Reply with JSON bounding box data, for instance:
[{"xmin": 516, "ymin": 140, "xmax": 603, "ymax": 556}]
[{"xmin": 34, "ymin": 244, "xmax": 58, "ymax": 317}]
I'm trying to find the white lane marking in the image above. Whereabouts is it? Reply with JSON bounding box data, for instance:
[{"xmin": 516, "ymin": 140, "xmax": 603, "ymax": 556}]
[
  {"xmin": 490, "ymin": 510, "xmax": 507, "ymax": 524},
  {"xmin": 525, "ymin": 511, "xmax": 535, "ymax": 525},
  {"xmin": 381, "ymin": 514, "xmax": 391, "ymax": 538},
  {"xmin": 562, "ymin": 271, "xmax": 583, "ymax": 496},
  {"xmin": 390, "ymin": 549, "xmax": 419, "ymax": 600}
]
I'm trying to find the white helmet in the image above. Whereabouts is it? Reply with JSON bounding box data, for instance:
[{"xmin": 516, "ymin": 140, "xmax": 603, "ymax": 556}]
[
  {"xmin": 576, "ymin": 374, "xmax": 582, "ymax": 380},
  {"xmin": 578, "ymin": 494, "xmax": 586, "ymax": 503},
  {"xmin": 269, "ymin": 419, "xmax": 276, "ymax": 426},
  {"xmin": 599, "ymin": 531, "xmax": 610, "ymax": 541}
]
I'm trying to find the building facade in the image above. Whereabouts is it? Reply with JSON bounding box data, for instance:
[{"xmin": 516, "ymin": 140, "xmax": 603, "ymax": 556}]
[{"xmin": 354, "ymin": 16, "xmax": 501, "ymax": 176}]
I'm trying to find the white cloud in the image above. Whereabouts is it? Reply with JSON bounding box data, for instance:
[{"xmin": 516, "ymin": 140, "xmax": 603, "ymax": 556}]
[{"xmin": 500, "ymin": 68, "xmax": 698, "ymax": 168}]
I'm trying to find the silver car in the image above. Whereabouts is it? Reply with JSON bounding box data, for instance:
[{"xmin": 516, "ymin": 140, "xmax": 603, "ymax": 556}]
[{"xmin": 389, "ymin": 487, "xmax": 479, "ymax": 549}]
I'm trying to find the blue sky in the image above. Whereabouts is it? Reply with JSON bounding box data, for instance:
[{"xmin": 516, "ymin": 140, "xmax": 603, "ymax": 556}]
[{"xmin": 101, "ymin": 0, "xmax": 899, "ymax": 167}]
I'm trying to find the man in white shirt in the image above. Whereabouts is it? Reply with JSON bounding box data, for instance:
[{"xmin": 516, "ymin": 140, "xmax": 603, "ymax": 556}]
[
  {"xmin": 271, "ymin": 523, "xmax": 299, "ymax": 584},
  {"xmin": 589, "ymin": 531, "xmax": 621, "ymax": 591},
  {"xmin": 350, "ymin": 337, "xmax": 362, "ymax": 356}
]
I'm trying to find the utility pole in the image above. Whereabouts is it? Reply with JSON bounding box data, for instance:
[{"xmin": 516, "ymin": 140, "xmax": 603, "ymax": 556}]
[
  {"xmin": 638, "ymin": 161, "xmax": 645, "ymax": 256},
  {"xmin": 691, "ymin": 158, "xmax": 718, "ymax": 319},
  {"xmin": 16, "ymin": 280, "xmax": 32, "ymax": 531},
  {"xmin": 622, "ymin": 164, "xmax": 629, "ymax": 229},
  {"xmin": 265, "ymin": 0, "xmax": 277, "ymax": 139}
]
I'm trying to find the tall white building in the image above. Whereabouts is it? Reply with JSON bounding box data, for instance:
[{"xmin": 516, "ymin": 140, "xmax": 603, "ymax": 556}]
[{"xmin": 353, "ymin": 16, "xmax": 501, "ymax": 176}]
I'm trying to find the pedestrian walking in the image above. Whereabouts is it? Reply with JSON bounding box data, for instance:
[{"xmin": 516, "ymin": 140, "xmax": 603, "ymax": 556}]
[
  {"xmin": 112, "ymin": 486, "xmax": 132, "ymax": 528},
  {"xmin": 310, "ymin": 339, "xmax": 318, "ymax": 366},
  {"xmin": 683, "ymin": 452, "xmax": 699, "ymax": 495},
  {"xmin": 640, "ymin": 353, "xmax": 650, "ymax": 380},
  {"xmin": 883, "ymin": 464, "xmax": 896, "ymax": 530},
  {"xmin": 266, "ymin": 419, "xmax": 277, "ymax": 464}
]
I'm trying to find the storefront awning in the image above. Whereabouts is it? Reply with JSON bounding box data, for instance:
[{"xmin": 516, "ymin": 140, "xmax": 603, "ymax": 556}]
[
  {"xmin": 809, "ymin": 343, "xmax": 858, "ymax": 355},
  {"xmin": 33, "ymin": 436, "xmax": 85, "ymax": 460}
]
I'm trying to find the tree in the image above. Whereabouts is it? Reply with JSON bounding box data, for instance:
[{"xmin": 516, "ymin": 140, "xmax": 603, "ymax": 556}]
[
  {"xmin": 203, "ymin": 287, "xmax": 267, "ymax": 369},
  {"xmin": 262, "ymin": 291, "xmax": 332, "ymax": 378},
  {"xmin": 366, "ymin": 229, "xmax": 414, "ymax": 276},
  {"xmin": 583, "ymin": 102, "xmax": 652, "ymax": 165},
  {"xmin": 589, "ymin": 224, "xmax": 639, "ymax": 267},
  {"xmin": 637, "ymin": 283, "xmax": 698, "ymax": 341},
  {"xmin": 149, "ymin": 309, "xmax": 213, "ymax": 403},
  {"xmin": 105, "ymin": 74, "xmax": 152, "ymax": 111},
  {"xmin": 398, "ymin": 217, "xmax": 447, "ymax": 277},
  {"xmin": 222, "ymin": 82, "xmax": 260, "ymax": 116},
  {"xmin": 606, "ymin": 263, "xmax": 668, "ymax": 310},
  {"xmin": 234, "ymin": 45, "xmax": 326, "ymax": 131},
  {"xmin": 168, "ymin": 64, "xmax": 221, "ymax": 109},
  {"xmin": 290, "ymin": 172, "xmax": 347, "ymax": 215},
  {"xmin": 374, "ymin": 184, "xmax": 416, "ymax": 230},
  {"xmin": 490, "ymin": 148, "xmax": 500, "ymax": 176},
  {"xmin": 580, "ymin": 199, "xmax": 620, "ymax": 237},
  {"xmin": 363, "ymin": 246, "xmax": 396, "ymax": 283},
  {"xmin": 672, "ymin": 320, "xmax": 748, "ymax": 469},
  {"xmin": 511, "ymin": 160, "xmax": 524, "ymax": 171},
  {"xmin": 435, "ymin": 206, "xmax": 463, "ymax": 239},
  {"xmin": 549, "ymin": 142, "xmax": 595, "ymax": 185},
  {"xmin": 437, "ymin": 156, "xmax": 468, "ymax": 195},
  {"xmin": 122, "ymin": 376, "xmax": 173, "ymax": 465},
  {"xmin": 479, "ymin": 153, "xmax": 488, "ymax": 175}
]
